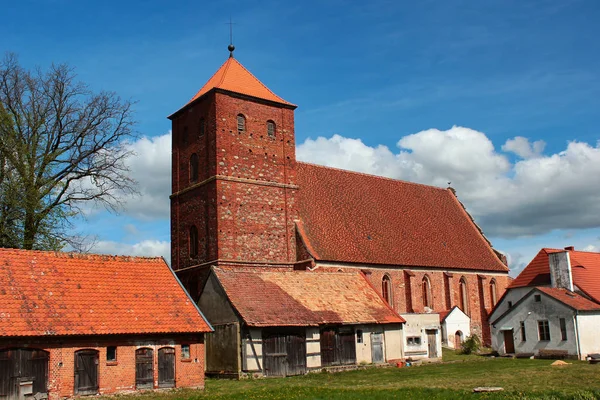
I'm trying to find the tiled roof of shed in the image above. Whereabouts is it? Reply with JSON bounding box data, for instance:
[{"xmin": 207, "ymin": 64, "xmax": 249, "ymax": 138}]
[
  {"xmin": 213, "ymin": 268, "xmax": 405, "ymax": 327},
  {"xmin": 296, "ymin": 162, "xmax": 508, "ymax": 272},
  {"xmin": 0, "ymin": 249, "xmax": 212, "ymax": 337},
  {"xmin": 510, "ymin": 248, "xmax": 600, "ymax": 303},
  {"xmin": 180, "ymin": 56, "xmax": 294, "ymax": 111}
]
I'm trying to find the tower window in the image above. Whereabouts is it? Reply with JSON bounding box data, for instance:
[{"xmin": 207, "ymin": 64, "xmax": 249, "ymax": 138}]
[
  {"xmin": 382, "ymin": 275, "xmax": 392, "ymax": 306},
  {"xmin": 422, "ymin": 275, "xmax": 432, "ymax": 309},
  {"xmin": 182, "ymin": 126, "xmax": 188, "ymax": 145},
  {"xmin": 189, "ymin": 153, "xmax": 199, "ymax": 183},
  {"xmin": 189, "ymin": 225, "xmax": 198, "ymax": 258},
  {"xmin": 199, "ymin": 118, "xmax": 205, "ymax": 137},
  {"xmin": 267, "ymin": 120, "xmax": 276, "ymax": 138},
  {"xmin": 237, "ymin": 114, "xmax": 246, "ymax": 132}
]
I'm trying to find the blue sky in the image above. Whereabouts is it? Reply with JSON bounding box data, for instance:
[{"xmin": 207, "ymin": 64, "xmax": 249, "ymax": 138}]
[{"xmin": 3, "ymin": 0, "xmax": 600, "ymax": 274}]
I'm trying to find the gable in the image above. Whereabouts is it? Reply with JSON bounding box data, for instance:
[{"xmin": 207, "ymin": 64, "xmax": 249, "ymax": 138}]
[
  {"xmin": 198, "ymin": 272, "xmax": 239, "ymax": 326},
  {"xmin": 296, "ymin": 162, "xmax": 508, "ymax": 272},
  {"xmin": 0, "ymin": 249, "xmax": 212, "ymax": 337}
]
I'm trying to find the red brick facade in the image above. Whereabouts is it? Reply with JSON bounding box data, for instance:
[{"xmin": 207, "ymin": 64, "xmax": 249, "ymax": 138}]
[{"xmin": 1, "ymin": 336, "xmax": 204, "ymax": 399}]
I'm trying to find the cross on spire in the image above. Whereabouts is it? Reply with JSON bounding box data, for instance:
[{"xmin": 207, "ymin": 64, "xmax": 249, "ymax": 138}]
[{"xmin": 226, "ymin": 16, "xmax": 236, "ymax": 57}]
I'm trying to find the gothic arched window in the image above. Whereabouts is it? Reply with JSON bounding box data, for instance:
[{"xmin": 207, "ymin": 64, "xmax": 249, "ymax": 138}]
[
  {"xmin": 267, "ymin": 120, "xmax": 276, "ymax": 138},
  {"xmin": 382, "ymin": 275, "xmax": 392, "ymax": 306},
  {"xmin": 189, "ymin": 153, "xmax": 199, "ymax": 183},
  {"xmin": 459, "ymin": 277, "xmax": 469, "ymax": 314},
  {"xmin": 198, "ymin": 118, "xmax": 205, "ymax": 137},
  {"xmin": 422, "ymin": 275, "xmax": 432, "ymax": 309},
  {"xmin": 189, "ymin": 225, "xmax": 198, "ymax": 258},
  {"xmin": 237, "ymin": 114, "xmax": 246, "ymax": 132},
  {"xmin": 490, "ymin": 279, "xmax": 498, "ymax": 307}
]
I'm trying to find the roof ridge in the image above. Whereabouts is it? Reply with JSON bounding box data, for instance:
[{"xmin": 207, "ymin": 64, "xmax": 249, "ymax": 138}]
[
  {"xmin": 0, "ymin": 248, "xmax": 163, "ymax": 262},
  {"xmin": 297, "ymin": 161, "xmax": 450, "ymax": 192},
  {"xmin": 187, "ymin": 58, "xmax": 229, "ymax": 103},
  {"xmin": 218, "ymin": 268, "xmax": 362, "ymax": 276}
]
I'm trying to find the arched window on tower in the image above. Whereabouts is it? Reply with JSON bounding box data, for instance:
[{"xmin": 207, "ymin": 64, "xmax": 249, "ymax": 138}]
[
  {"xmin": 237, "ymin": 114, "xmax": 246, "ymax": 132},
  {"xmin": 182, "ymin": 126, "xmax": 188, "ymax": 145},
  {"xmin": 459, "ymin": 277, "xmax": 469, "ymax": 314},
  {"xmin": 382, "ymin": 275, "xmax": 392, "ymax": 306},
  {"xmin": 267, "ymin": 120, "xmax": 276, "ymax": 138},
  {"xmin": 422, "ymin": 275, "xmax": 433, "ymax": 309},
  {"xmin": 198, "ymin": 118, "xmax": 205, "ymax": 137},
  {"xmin": 189, "ymin": 225, "xmax": 198, "ymax": 258},
  {"xmin": 189, "ymin": 153, "xmax": 199, "ymax": 183},
  {"xmin": 490, "ymin": 279, "xmax": 498, "ymax": 307}
]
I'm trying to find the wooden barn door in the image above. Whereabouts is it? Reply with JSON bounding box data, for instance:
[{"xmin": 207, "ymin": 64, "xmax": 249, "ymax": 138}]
[
  {"xmin": 0, "ymin": 348, "xmax": 49, "ymax": 400},
  {"xmin": 74, "ymin": 350, "xmax": 99, "ymax": 395},
  {"xmin": 371, "ymin": 332, "xmax": 384, "ymax": 363},
  {"xmin": 135, "ymin": 348, "xmax": 154, "ymax": 389},
  {"xmin": 158, "ymin": 348, "xmax": 175, "ymax": 388},
  {"xmin": 504, "ymin": 330, "xmax": 515, "ymax": 354},
  {"xmin": 320, "ymin": 329, "xmax": 336, "ymax": 366},
  {"xmin": 321, "ymin": 328, "xmax": 356, "ymax": 366},
  {"xmin": 427, "ymin": 330, "xmax": 438, "ymax": 358},
  {"xmin": 263, "ymin": 330, "xmax": 306, "ymax": 377}
]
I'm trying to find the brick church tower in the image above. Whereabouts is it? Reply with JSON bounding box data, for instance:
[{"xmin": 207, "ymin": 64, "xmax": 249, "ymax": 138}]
[{"xmin": 168, "ymin": 46, "xmax": 299, "ymax": 296}]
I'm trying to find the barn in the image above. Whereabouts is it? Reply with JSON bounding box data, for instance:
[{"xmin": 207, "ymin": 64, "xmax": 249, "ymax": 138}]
[
  {"xmin": 0, "ymin": 249, "xmax": 212, "ymax": 400},
  {"xmin": 199, "ymin": 268, "xmax": 405, "ymax": 377}
]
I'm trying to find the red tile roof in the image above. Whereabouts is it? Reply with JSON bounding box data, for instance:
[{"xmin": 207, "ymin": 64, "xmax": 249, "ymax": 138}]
[
  {"xmin": 177, "ymin": 56, "xmax": 294, "ymax": 113},
  {"xmin": 213, "ymin": 268, "xmax": 405, "ymax": 327},
  {"xmin": 0, "ymin": 249, "xmax": 212, "ymax": 337},
  {"xmin": 537, "ymin": 287, "xmax": 600, "ymax": 311},
  {"xmin": 296, "ymin": 163, "xmax": 508, "ymax": 272},
  {"xmin": 510, "ymin": 248, "xmax": 600, "ymax": 303}
]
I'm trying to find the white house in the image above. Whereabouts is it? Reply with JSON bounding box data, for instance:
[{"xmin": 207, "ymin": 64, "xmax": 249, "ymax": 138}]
[
  {"xmin": 400, "ymin": 313, "xmax": 443, "ymax": 359},
  {"xmin": 489, "ymin": 247, "xmax": 600, "ymax": 359},
  {"xmin": 439, "ymin": 306, "xmax": 471, "ymax": 349}
]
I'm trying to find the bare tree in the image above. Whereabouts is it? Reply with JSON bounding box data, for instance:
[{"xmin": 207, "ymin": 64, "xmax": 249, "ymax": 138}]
[{"xmin": 0, "ymin": 53, "xmax": 138, "ymax": 250}]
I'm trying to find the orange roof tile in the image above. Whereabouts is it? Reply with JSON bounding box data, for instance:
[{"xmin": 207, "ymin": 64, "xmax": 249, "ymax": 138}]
[
  {"xmin": 183, "ymin": 56, "xmax": 294, "ymax": 110},
  {"xmin": 510, "ymin": 248, "xmax": 600, "ymax": 303},
  {"xmin": 537, "ymin": 287, "xmax": 600, "ymax": 311},
  {"xmin": 213, "ymin": 268, "xmax": 405, "ymax": 327},
  {"xmin": 296, "ymin": 163, "xmax": 508, "ymax": 272},
  {"xmin": 0, "ymin": 249, "xmax": 212, "ymax": 337}
]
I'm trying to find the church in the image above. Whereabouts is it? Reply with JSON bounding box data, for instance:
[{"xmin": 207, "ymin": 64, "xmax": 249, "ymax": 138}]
[{"xmin": 168, "ymin": 45, "xmax": 511, "ymax": 376}]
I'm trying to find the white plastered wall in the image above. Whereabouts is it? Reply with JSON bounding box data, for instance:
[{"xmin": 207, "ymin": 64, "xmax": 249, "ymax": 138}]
[
  {"xmin": 576, "ymin": 314, "xmax": 600, "ymax": 359},
  {"xmin": 384, "ymin": 324, "xmax": 404, "ymax": 361},
  {"xmin": 442, "ymin": 309, "xmax": 471, "ymax": 349},
  {"xmin": 306, "ymin": 327, "xmax": 321, "ymax": 368},
  {"xmin": 400, "ymin": 313, "xmax": 442, "ymax": 359},
  {"xmin": 242, "ymin": 328, "xmax": 263, "ymax": 371}
]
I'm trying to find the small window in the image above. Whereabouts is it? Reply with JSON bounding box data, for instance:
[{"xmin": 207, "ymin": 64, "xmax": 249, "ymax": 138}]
[
  {"xmin": 356, "ymin": 330, "xmax": 363, "ymax": 344},
  {"xmin": 237, "ymin": 114, "xmax": 246, "ymax": 132},
  {"xmin": 490, "ymin": 279, "xmax": 498, "ymax": 307},
  {"xmin": 382, "ymin": 275, "xmax": 392, "ymax": 306},
  {"xmin": 534, "ymin": 294, "xmax": 541, "ymax": 302},
  {"xmin": 407, "ymin": 336, "xmax": 422, "ymax": 346},
  {"xmin": 181, "ymin": 344, "xmax": 190, "ymax": 359},
  {"xmin": 189, "ymin": 153, "xmax": 199, "ymax": 183},
  {"xmin": 508, "ymin": 301, "xmax": 513, "ymax": 308},
  {"xmin": 267, "ymin": 120, "xmax": 276, "ymax": 138},
  {"xmin": 538, "ymin": 320, "xmax": 550, "ymax": 341},
  {"xmin": 189, "ymin": 225, "xmax": 198, "ymax": 258},
  {"xmin": 182, "ymin": 126, "xmax": 188, "ymax": 145},
  {"xmin": 106, "ymin": 346, "xmax": 117, "ymax": 362},
  {"xmin": 199, "ymin": 118, "xmax": 205, "ymax": 137},
  {"xmin": 520, "ymin": 321, "xmax": 526, "ymax": 342},
  {"xmin": 560, "ymin": 318, "xmax": 567, "ymax": 341}
]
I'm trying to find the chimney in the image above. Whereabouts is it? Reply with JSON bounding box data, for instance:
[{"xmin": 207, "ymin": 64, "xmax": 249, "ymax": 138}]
[
  {"xmin": 564, "ymin": 246, "xmax": 575, "ymax": 251},
  {"xmin": 548, "ymin": 251, "xmax": 574, "ymax": 291}
]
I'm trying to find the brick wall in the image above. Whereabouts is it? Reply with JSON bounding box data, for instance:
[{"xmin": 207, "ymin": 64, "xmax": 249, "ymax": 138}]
[
  {"xmin": 171, "ymin": 91, "xmax": 298, "ymax": 271},
  {"xmin": 315, "ymin": 264, "xmax": 510, "ymax": 346},
  {"xmin": 0, "ymin": 335, "xmax": 205, "ymax": 399}
]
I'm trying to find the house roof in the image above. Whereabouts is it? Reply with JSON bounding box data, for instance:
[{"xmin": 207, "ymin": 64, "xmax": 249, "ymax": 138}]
[
  {"xmin": 0, "ymin": 248, "xmax": 212, "ymax": 337},
  {"xmin": 509, "ymin": 248, "xmax": 600, "ymax": 303},
  {"xmin": 537, "ymin": 287, "xmax": 600, "ymax": 311},
  {"xmin": 172, "ymin": 56, "xmax": 295, "ymax": 115},
  {"xmin": 212, "ymin": 268, "xmax": 405, "ymax": 327},
  {"xmin": 295, "ymin": 162, "xmax": 508, "ymax": 272}
]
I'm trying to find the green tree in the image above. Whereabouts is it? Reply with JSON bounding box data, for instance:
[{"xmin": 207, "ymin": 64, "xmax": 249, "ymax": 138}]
[{"xmin": 0, "ymin": 53, "xmax": 137, "ymax": 250}]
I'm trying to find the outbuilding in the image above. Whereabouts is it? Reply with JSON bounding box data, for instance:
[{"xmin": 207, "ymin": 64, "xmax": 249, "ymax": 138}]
[{"xmin": 0, "ymin": 249, "xmax": 212, "ymax": 400}]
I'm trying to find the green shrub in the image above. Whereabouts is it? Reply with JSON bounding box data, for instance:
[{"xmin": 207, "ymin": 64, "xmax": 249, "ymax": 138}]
[{"xmin": 460, "ymin": 334, "xmax": 481, "ymax": 355}]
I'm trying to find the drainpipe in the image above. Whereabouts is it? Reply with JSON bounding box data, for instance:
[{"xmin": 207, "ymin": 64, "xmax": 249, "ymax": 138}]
[{"xmin": 573, "ymin": 312, "xmax": 582, "ymax": 360}]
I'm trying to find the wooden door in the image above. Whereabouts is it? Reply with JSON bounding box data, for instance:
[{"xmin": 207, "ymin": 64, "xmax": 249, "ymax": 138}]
[
  {"xmin": 371, "ymin": 332, "xmax": 384, "ymax": 363},
  {"xmin": 427, "ymin": 330, "xmax": 438, "ymax": 358},
  {"xmin": 74, "ymin": 350, "xmax": 99, "ymax": 395},
  {"xmin": 286, "ymin": 333, "xmax": 307, "ymax": 376},
  {"xmin": 338, "ymin": 329, "xmax": 357, "ymax": 365},
  {"xmin": 320, "ymin": 329, "xmax": 336, "ymax": 366},
  {"xmin": 504, "ymin": 330, "xmax": 515, "ymax": 354},
  {"xmin": 158, "ymin": 348, "xmax": 175, "ymax": 388},
  {"xmin": 0, "ymin": 348, "xmax": 49, "ymax": 400},
  {"xmin": 263, "ymin": 334, "xmax": 287, "ymax": 377},
  {"xmin": 263, "ymin": 331, "xmax": 306, "ymax": 377},
  {"xmin": 454, "ymin": 331, "xmax": 463, "ymax": 349},
  {"xmin": 135, "ymin": 348, "xmax": 154, "ymax": 389}
]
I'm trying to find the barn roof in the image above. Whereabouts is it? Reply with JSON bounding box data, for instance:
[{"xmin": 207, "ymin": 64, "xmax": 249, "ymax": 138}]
[
  {"xmin": 0, "ymin": 248, "xmax": 212, "ymax": 337},
  {"xmin": 296, "ymin": 162, "xmax": 508, "ymax": 272},
  {"xmin": 509, "ymin": 248, "xmax": 600, "ymax": 303},
  {"xmin": 212, "ymin": 268, "xmax": 405, "ymax": 327}
]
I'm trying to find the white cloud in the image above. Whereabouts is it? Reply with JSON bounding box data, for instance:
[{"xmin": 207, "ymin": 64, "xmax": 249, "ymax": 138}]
[
  {"xmin": 297, "ymin": 127, "xmax": 600, "ymax": 238},
  {"xmin": 502, "ymin": 136, "xmax": 546, "ymax": 159},
  {"xmin": 583, "ymin": 245, "xmax": 600, "ymax": 252},
  {"xmin": 91, "ymin": 239, "xmax": 171, "ymax": 264}
]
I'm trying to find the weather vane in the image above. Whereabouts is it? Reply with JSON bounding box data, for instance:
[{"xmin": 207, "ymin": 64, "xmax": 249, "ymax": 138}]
[{"xmin": 226, "ymin": 16, "xmax": 236, "ymax": 57}]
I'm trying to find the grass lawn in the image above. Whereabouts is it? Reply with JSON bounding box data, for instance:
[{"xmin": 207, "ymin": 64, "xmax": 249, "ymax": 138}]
[{"xmin": 103, "ymin": 354, "xmax": 600, "ymax": 400}]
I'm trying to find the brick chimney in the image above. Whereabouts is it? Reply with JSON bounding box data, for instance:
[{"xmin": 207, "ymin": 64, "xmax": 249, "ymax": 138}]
[
  {"xmin": 564, "ymin": 246, "xmax": 575, "ymax": 251},
  {"xmin": 548, "ymin": 251, "xmax": 574, "ymax": 291}
]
